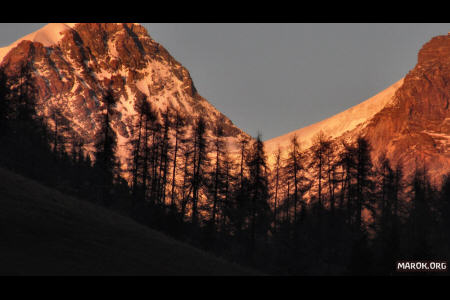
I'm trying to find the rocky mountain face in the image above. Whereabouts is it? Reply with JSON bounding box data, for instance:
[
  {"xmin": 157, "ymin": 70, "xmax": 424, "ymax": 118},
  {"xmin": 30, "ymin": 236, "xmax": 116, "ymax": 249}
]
[
  {"xmin": 265, "ymin": 33, "xmax": 450, "ymax": 184},
  {"xmin": 0, "ymin": 23, "xmax": 247, "ymax": 173},
  {"xmin": 363, "ymin": 33, "xmax": 450, "ymax": 184}
]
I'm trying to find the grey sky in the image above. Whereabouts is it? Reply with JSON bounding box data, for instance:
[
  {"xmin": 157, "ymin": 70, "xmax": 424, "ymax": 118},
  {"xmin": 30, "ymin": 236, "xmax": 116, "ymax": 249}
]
[{"xmin": 1, "ymin": 23, "xmax": 449, "ymax": 140}]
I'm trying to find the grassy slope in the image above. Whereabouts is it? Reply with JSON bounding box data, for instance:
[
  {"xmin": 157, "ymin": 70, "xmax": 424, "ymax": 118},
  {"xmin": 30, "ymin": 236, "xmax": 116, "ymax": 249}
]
[{"xmin": 0, "ymin": 167, "xmax": 257, "ymax": 275}]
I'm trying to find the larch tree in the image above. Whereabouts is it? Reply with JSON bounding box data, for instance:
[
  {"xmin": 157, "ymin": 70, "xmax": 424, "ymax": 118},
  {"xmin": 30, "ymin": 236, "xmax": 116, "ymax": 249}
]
[
  {"xmin": 309, "ymin": 131, "xmax": 330, "ymax": 208},
  {"xmin": 93, "ymin": 88, "xmax": 118, "ymax": 205},
  {"xmin": 158, "ymin": 107, "xmax": 172, "ymax": 205},
  {"xmin": 209, "ymin": 119, "xmax": 226, "ymax": 231},
  {"xmin": 170, "ymin": 110, "xmax": 186, "ymax": 210},
  {"xmin": 284, "ymin": 134, "xmax": 308, "ymax": 226},
  {"xmin": 354, "ymin": 136, "xmax": 375, "ymax": 231},
  {"xmin": 246, "ymin": 133, "xmax": 271, "ymax": 254},
  {"xmin": 190, "ymin": 116, "xmax": 210, "ymax": 226},
  {"xmin": 271, "ymin": 147, "xmax": 282, "ymax": 233},
  {"xmin": 375, "ymin": 153, "xmax": 403, "ymax": 273}
]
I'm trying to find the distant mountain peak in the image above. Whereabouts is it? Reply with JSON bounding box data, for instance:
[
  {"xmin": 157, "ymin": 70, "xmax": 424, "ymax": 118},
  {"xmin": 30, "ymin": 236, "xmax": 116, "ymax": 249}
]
[
  {"xmin": 0, "ymin": 23, "xmax": 70, "ymax": 60},
  {"xmin": 266, "ymin": 33, "xmax": 450, "ymax": 184},
  {"xmin": 417, "ymin": 33, "xmax": 450, "ymax": 65},
  {"xmin": 0, "ymin": 23, "xmax": 149, "ymax": 62}
]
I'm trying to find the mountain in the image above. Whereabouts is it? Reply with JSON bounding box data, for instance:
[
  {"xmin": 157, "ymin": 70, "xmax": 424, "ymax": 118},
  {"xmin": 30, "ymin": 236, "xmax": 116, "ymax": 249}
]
[
  {"xmin": 363, "ymin": 34, "xmax": 450, "ymax": 184},
  {"xmin": 0, "ymin": 23, "xmax": 248, "ymax": 174},
  {"xmin": 0, "ymin": 166, "xmax": 256, "ymax": 275},
  {"xmin": 1, "ymin": 24, "xmax": 449, "ymax": 184},
  {"xmin": 265, "ymin": 33, "xmax": 450, "ymax": 184}
]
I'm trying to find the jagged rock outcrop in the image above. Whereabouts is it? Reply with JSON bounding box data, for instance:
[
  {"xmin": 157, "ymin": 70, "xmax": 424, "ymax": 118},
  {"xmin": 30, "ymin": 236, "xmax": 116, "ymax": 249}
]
[{"xmin": 364, "ymin": 33, "xmax": 450, "ymax": 183}]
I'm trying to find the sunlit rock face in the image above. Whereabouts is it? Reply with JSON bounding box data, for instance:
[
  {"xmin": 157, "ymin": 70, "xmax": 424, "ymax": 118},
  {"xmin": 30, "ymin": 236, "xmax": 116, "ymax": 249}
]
[
  {"xmin": 0, "ymin": 23, "xmax": 247, "ymax": 172},
  {"xmin": 363, "ymin": 34, "xmax": 450, "ymax": 184}
]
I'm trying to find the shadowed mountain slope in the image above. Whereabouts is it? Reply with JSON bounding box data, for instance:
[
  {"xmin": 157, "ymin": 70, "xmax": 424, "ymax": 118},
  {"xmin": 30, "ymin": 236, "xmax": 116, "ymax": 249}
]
[{"xmin": 0, "ymin": 167, "xmax": 257, "ymax": 275}]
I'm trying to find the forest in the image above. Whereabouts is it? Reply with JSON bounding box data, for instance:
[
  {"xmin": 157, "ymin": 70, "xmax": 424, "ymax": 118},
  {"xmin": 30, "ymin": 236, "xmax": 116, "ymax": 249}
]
[{"xmin": 1, "ymin": 65, "xmax": 449, "ymax": 275}]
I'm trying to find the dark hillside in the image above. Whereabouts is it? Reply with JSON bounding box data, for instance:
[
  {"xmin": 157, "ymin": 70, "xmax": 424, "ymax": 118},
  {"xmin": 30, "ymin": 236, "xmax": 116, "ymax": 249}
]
[{"xmin": 0, "ymin": 167, "xmax": 257, "ymax": 276}]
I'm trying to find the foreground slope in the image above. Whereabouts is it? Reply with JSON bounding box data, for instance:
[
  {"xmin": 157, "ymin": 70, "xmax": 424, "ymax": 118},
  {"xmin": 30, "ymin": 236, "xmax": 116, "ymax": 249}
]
[{"xmin": 0, "ymin": 167, "xmax": 256, "ymax": 275}]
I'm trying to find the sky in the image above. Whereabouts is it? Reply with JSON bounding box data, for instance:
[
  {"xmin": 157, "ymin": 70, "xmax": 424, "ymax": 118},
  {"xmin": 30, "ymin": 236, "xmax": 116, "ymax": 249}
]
[{"xmin": 0, "ymin": 23, "xmax": 449, "ymax": 140}]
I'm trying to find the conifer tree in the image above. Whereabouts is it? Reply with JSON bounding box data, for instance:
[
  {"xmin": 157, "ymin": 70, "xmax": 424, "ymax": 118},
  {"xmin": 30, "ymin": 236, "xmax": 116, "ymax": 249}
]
[
  {"xmin": 190, "ymin": 116, "xmax": 210, "ymax": 226},
  {"xmin": 407, "ymin": 165, "xmax": 435, "ymax": 258},
  {"xmin": 375, "ymin": 154, "xmax": 403, "ymax": 273},
  {"xmin": 94, "ymin": 88, "xmax": 118, "ymax": 205},
  {"xmin": 218, "ymin": 147, "xmax": 237, "ymax": 234},
  {"xmin": 157, "ymin": 107, "xmax": 172, "ymax": 205},
  {"xmin": 231, "ymin": 135, "xmax": 251, "ymax": 240},
  {"xmin": 310, "ymin": 131, "xmax": 331, "ymax": 207},
  {"xmin": 271, "ymin": 147, "xmax": 282, "ymax": 233},
  {"xmin": 170, "ymin": 111, "xmax": 186, "ymax": 209},
  {"xmin": 246, "ymin": 133, "xmax": 271, "ymax": 253},
  {"xmin": 284, "ymin": 135, "xmax": 308, "ymax": 226},
  {"xmin": 209, "ymin": 119, "xmax": 226, "ymax": 231},
  {"xmin": 354, "ymin": 136, "xmax": 375, "ymax": 230}
]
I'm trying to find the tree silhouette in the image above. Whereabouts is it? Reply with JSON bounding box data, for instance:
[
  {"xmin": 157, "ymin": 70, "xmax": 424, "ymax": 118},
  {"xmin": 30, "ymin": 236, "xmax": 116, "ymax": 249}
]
[
  {"xmin": 374, "ymin": 153, "xmax": 403, "ymax": 274},
  {"xmin": 190, "ymin": 116, "xmax": 209, "ymax": 227},
  {"xmin": 93, "ymin": 88, "xmax": 118, "ymax": 205},
  {"xmin": 407, "ymin": 165, "xmax": 435, "ymax": 259},
  {"xmin": 271, "ymin": 147, "xmax": 282, "ymax": 233},
  {"xmin": 310, "ymin": 131, "xmax": 332, "ymax": 208},
  {"xmin": 284, "ymin": 134, "xmax": 309, "ymax": 232},
  {"xmin": 209, "ymin": 119, "xmax": 227, "ymax": 232},
  {"xmin": 170, "ymin": 111, "xmax": 186, "ymax": 210},
  {"xmin": 246, "ymin": 133, "xmax": 271, "ymax": 255}
]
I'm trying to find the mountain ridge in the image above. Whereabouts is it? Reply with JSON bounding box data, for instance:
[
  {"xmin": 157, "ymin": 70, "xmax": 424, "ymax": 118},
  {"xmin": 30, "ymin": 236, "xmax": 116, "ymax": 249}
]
[
  {"xmin": 1, "ymin": 24, "xmax": 449, "ymax": 184},
  {"xmin": 264, "ymin": 78, "xmax": 405, "ymax": 155}
]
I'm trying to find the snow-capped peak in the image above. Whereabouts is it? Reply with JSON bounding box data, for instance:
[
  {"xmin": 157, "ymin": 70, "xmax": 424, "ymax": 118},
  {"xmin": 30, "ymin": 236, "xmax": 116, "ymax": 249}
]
[{"xmin": 0, "ymin": 23, "xmax": 72, "ymax": 61}]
